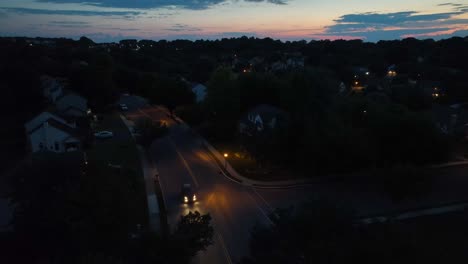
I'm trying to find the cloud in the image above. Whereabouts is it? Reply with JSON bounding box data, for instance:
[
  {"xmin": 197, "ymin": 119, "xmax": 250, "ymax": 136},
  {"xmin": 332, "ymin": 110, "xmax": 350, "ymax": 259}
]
[
  {"xmin": 332, "ymin": 11, "xmax": 462, "ymax": 25},
  {"xmin": 323, "ymin": 7, "xmax": 468, "ymax": 42},
  {"xmin": 244, "ymin": 0, "xmax": 288, "ymax": 4},
  {"xmin": 0, "ymin": 7, "xmax": 143, "ymax": 17},
  {"xmin": 32, "ymin": 0, "xmax": 287, "ymax": 10},
  {"xmin": 165, "ymin": 24, "xmax": 202, "ymax": 32},
  {"xmin": 438, "ymin": 2, "xmax": 463, "ymax": 7},
  {"xmin": 35, "ymin": 0, "xmax": 224, "ymax": 10},
  {"xmin": 49, "ymin": 21, "xmax": 89, "ymax": 25},
  {"xmin": 47, "ymin": 20, "xmax": 90, "ymax": 28}
]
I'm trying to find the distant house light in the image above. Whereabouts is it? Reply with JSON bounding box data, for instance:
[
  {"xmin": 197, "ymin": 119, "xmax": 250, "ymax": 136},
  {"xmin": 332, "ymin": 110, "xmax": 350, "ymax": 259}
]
[{"xmin": 387, "ymin": 70, "xmax": 397, "ymax": 77}]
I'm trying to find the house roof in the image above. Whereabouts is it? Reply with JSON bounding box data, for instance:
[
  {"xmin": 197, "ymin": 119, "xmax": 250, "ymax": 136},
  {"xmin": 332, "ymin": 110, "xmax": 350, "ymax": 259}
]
[
  {"xmin": 243, "ymin": 104, "xmax": 288, "ymax": 123},
  {"xmin": 56, "ymin": 92, "xmax": 88, "ymax": 112},
  {"xmin": 432, "ymin": 104, "xmax": 468, "ymax": 129},
  {"xmin": 25, "ymin": 111, "xmax": 68, "ymax": 133},
  {"xmin": 28, "ymin": 118, "xmax": 83, "ymax": 141},
  {"xmin": 48, "ymin": 119, "xmax": 80, "ymax": 137}
]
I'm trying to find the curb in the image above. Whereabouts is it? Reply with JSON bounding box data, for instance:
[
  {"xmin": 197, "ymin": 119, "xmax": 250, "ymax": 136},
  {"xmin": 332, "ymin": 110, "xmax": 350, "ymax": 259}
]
[
  {"xmin": 171, "ymin": 112, "xmax": 468, "ymax": 189},
  {"xmin": 120, "ymin": 114, "xmax": 168, "ymax": 235}
]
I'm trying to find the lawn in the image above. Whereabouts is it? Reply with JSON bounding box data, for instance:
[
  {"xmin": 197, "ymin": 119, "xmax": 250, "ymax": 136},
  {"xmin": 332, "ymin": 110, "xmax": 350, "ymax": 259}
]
[
  {"xmin": 89, "ymin": 113, "xmax": 140, "ymax": 169},
  {"xmin": 212, "ymin": 141, "xmax": 300, "ymax": 181},
  {"xmin": 87, "ymin": 112, "xmax": 149, "ymax": 229}
]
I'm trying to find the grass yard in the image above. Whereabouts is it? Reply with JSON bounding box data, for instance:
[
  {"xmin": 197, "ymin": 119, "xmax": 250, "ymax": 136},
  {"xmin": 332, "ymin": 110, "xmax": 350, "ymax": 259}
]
[
  {"xmin": 212, "ymin": 141, "xmax": 299, "ymax": 181},
  {"xmin": 89, "ymin": 113, "xmax": 140, "ymax": 170},
  {"xmin": 87, "ymin": 112, "xmax": 149, "ymax": 229}
]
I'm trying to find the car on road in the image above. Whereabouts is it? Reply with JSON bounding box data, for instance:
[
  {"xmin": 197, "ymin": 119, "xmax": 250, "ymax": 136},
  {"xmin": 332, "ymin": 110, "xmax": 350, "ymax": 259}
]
[
  {"xmin": 119, "ymin": 103, "xmax": 129, "ymax": 111},
  {"xmin": 94, "ymin": 131, "xmax": 114, "ymax": 139},
  {"xmin": 181, "ymin": 183, "xmax": 197, "ymax": 204}
]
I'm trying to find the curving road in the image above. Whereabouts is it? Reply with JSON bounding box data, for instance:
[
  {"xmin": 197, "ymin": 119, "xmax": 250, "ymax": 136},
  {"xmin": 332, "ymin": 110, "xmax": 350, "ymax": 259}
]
[
  {"xmin": 124, "ymin": 99, "xmax": 468, "ymax": 263},
  {"xmin": 125, "ymin": 102, "xmax": 278, "ymax": 263},
  {"xmin": 151, "ymin": 121, "xmax": 275, "ymax": 263}
]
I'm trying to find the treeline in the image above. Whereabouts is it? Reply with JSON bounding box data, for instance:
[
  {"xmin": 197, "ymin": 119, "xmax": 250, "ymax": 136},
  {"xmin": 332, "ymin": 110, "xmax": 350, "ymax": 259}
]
[
  {"xmin": 2, "ymin": 153, "xmax": 213, "ymax": 264},
  {"xmin": 195, "ymin": 67, "xmax": 449, "ymax": 176},
  {"xmin": 1, "ymin": 36, "xmax": 466, "ymax": 172}
]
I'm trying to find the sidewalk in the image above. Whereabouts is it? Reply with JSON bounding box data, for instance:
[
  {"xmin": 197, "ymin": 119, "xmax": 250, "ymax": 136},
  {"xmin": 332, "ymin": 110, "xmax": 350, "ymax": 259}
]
[
  {"xmin": 120, "ymin": 115, "xmax": 163, "ymax": 233},
  {"xmin": 358, "ymin": 200, "xmax": 468, "ymax": 225},
  {"xmin": 168, "ymin": 110, "xmax": 468, "ymax": 189},
  {"xmin": 194, "ymin": 124, "xmax": 468, "ymax": 189},
  {"xmin": 200, "ymin": 138, "xmax": 334, "ymax": 188},
  {"xmin": 137, "ymin": 146, "xmax": 161, "ymax": 232}
]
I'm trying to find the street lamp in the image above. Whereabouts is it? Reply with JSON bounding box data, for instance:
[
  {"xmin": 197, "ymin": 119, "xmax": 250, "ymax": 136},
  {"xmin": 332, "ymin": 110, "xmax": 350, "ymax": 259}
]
[{"xmin": 223, "ymin": 153, "xmax": 228, "ymax": 170}]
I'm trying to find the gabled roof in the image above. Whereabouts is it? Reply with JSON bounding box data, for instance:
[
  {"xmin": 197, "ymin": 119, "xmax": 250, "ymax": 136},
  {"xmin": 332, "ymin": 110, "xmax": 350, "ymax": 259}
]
[
  {"xmin": 243, "ymin": 104, "xmax": 288, "ymax": 123},
  {"xmin": 56, "ymin": 93, "xmax": 88, "ymax": 112},
  {"xmin": 46, "ymin": 119, "xmax": 82, "ymax": 139},
  {"xmin": 25, "ymin": 112, "xmax": 68, "ymax": 133},
  {"xmin": 28, "ymin": 117, "xmax": 83, "ymax": 141}
]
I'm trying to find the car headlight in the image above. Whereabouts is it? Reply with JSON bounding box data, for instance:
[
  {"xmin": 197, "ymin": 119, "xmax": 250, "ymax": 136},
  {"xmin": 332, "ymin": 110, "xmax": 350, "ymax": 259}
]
[
  {"xmin": 184, "ymin": 196, "xmax": 188, "ymax": 203},
  {"xmin": 193, "ymin": 195, "xmax": 197, "ymax": 201}
]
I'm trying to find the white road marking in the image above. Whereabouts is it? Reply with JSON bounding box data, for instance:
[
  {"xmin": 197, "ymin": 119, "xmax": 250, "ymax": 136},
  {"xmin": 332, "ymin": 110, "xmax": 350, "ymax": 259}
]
[
  {"xmin": 169, "ymin": 137, "xmax": 200, "ymax": 188},
  {"xmin": 358, "ymin": 202, "xmax": 468, "ymax": 224},
  {"xmin": 217, "ymin": 232, "xmax": 234, "ymax": 264},
  {"xmin": 250, "ymin": 187, "xmax": 280, "ymax": 220},
  {"xmin": 245, "ymin": 190, "xmax": 274, "ymax": 226}
]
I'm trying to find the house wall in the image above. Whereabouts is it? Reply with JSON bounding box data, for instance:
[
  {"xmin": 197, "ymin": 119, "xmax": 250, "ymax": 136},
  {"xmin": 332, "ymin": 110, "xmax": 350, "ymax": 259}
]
[
  {"xmin": 29, "ymin": 124, "xmax": 73, "ymax": 153},
  {"xmin": 50, "ymin": 87, "xmax": 63, "ymax": 102},
  {"xmin": 254, "ymin": 114, "xmax": 264, "ymax": 131},
  {"xmin": 192, "ymin": 84, "xmax": 207, "ymax": 103}
]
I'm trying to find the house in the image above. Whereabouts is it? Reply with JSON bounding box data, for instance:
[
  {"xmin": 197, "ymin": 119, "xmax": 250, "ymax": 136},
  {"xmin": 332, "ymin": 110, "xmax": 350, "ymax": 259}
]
[
  {"xmin": 270, "ymin": 61, "xmax": 287, "ymax": 72},
  {"xmin": 191, "ymin": 83, "xmax": 207, "ymax": 103},
  {"xmin": 420, "ymin": 80, "xmax": 444, "ymax": 99},
  {"xmin": 286, "ymin": 57, "xmax": 305, "ymax": 69},
  {"xmin": 352, "ymin": 67, "xmax": 370, "ymax": 77},
  {"xmin": 25, "ymin": 112, "xmax": 82, "ymax": 153},
  {"xmin": 387, "ymin": 64, "xmax": 397, "ymax": 78},
  {"xmin": 41, "ymin": 76, "xmax": 64, "ymax": 103},
  {"xmin": 239, "ymin": 104, "xmax": 288, "ymax": 136},
  {"xmin": 55, "ymin": 93, "xmax": 89, "ymax": 117},
  {"xmin": 432, "ymin": 103, "xmax": 468, "ymax": 139}
]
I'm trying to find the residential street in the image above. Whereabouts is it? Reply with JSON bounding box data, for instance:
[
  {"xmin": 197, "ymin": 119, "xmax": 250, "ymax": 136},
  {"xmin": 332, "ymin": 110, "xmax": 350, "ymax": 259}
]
[
  {"xmin": 124, "ymin": 100, "xmax": 468, "ymax": 264},
  {"xmin": 151, "ymin": 123, "xmax": 274, "ymax": 263}
]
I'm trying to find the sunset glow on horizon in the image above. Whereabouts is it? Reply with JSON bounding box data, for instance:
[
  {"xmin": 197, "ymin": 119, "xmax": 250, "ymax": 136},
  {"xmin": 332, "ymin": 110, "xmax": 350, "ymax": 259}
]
[{"xmin": 1, "ymin": 0, "xmax": 467, "ymax": 42}]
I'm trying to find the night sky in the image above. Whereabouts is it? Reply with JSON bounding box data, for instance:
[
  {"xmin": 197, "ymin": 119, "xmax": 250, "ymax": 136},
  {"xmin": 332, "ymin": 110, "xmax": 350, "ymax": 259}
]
[{"xmin": 1, "ymin": 0, "xmax": 467, "ymax": 42}]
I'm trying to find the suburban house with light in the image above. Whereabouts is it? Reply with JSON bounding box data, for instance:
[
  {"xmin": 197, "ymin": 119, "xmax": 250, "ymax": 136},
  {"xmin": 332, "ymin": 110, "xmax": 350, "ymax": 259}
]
[
  {"xmin": 25, "ymin": 112, "xmax": 83, "ymax": 153},
  {"xmin": 432, "ymin": 103, "xmax": 468, "ymax": 138},
  {"xmin": 41, "ymin": 75, "xmax": 64, "ymax": 103},
  {"xmin": 55, "ymin": 93, "xmax": 89, "ymax": 117},
  {"xmin": 239, "ymin": 104, "xmax": 289, "ymax": 137}
]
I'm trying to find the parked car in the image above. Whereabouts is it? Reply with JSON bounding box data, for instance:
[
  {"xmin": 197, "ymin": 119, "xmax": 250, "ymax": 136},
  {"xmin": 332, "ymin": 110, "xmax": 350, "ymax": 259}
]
[
  {"xmin": 181, "ymin": 183, "xmax": 197, "ymax": 204},
  {"xmin": 120, "ymin": 104, "xmax": 128, "ymax": 111},
  {"xmin": 94, "ymin": 131, "xmax": 114, "ymax": 139}
]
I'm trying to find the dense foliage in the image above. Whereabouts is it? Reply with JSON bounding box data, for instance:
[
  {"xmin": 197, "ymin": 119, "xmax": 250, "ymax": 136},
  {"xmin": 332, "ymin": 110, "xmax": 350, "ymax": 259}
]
[
  {"xmin": 3, "ymin": 153, "xmax": 213, "ymax": 263},
  {"xmin": 1, "ymin": 35, "xmax": 465, "ymax": 173}
]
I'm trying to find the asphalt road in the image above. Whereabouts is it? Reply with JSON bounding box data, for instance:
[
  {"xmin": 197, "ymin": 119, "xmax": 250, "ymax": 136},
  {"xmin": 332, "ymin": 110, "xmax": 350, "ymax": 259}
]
[
  {"xmin": 151, "ymin": 123, "xmax": 274, "ymax": 263},
  {"xmin": 122, "ymin": 103, "xmax": 273, "ymax": 263},
  {"xmin": 124, "ymin": 99, "xmax": 468, "ymax": 263}
]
